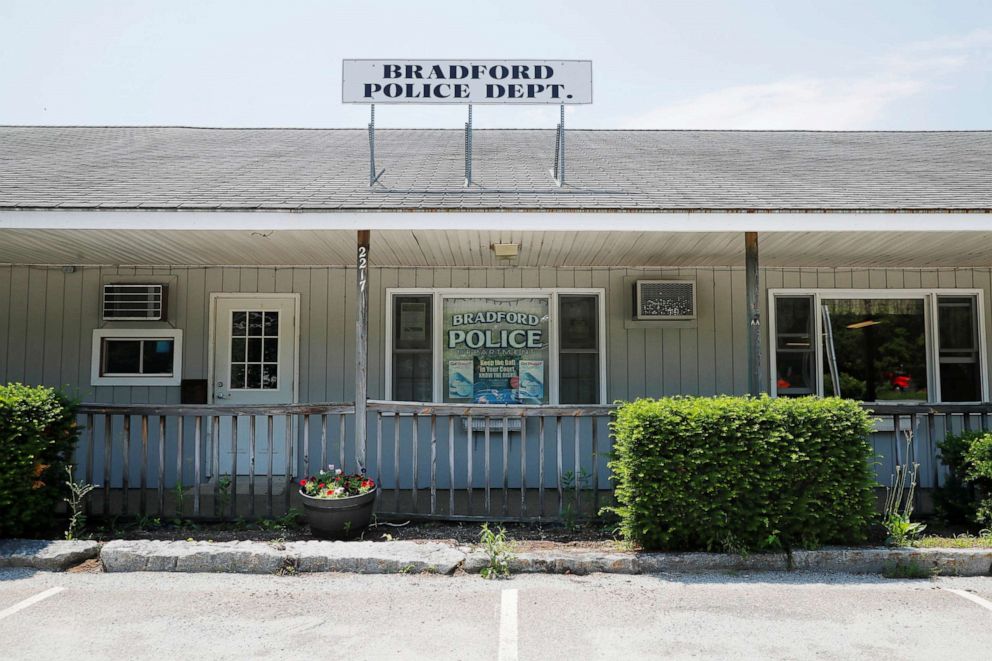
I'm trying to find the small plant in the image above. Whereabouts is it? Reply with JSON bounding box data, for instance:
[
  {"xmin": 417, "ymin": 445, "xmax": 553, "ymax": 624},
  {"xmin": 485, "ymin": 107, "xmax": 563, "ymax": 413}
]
[
  {"xmin": 63, "ymin": 465, "xmax": 95, "ymax": 540},
  {"xmin": 560, "ymin": 469, "xmax": 593, "ymax": 531},
  {"xmin": 479, "ymin": 523, "xmax": 515, "ymax": 580},
  {"xmin": 172, "ymin": 480, "xmax": 185, "ymax": 524},
  {"xmin": 217, "ymin": 474, "xmax": 232, "ymax": 517},
  {"xmin": 883, "ymin": 432, "xmax": 926, "ymax": 546}
]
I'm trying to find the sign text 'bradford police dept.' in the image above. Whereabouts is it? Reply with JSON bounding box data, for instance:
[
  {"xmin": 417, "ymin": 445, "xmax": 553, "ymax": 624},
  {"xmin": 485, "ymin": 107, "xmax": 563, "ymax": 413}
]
[{"xmin": 342, "ymin": 60, "xmax": 592, "ymax": 104}]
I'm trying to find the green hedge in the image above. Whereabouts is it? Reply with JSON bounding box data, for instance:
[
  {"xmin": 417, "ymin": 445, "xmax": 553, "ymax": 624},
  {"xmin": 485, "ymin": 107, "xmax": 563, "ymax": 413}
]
[
  {"xmin": 0, "ymin": 384, "xmax": 80, "ymax": 537},
  {"xmin": 938, "ymin": 431, "xmax": 992, "ymax": 527},
  {"xmin": 608, "ymin": 396, "xmax": 877, "ymax": 552}
]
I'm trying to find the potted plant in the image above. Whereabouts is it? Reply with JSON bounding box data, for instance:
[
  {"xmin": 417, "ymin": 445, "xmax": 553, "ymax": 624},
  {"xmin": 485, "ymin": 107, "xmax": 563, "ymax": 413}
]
[{"xmin": 298, "ymin": 465, "xmax": 377, "ymax": 539}]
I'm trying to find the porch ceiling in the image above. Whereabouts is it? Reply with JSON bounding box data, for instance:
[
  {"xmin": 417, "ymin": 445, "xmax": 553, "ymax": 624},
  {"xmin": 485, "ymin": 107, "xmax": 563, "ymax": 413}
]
[{"xmin": 2, "ymin": 228, "xmax": 992, "ymax": 268}]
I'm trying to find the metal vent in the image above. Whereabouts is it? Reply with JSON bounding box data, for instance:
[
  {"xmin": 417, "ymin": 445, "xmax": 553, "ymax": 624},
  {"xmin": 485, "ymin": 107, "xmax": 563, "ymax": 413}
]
[
  {"xmin": 635, "ymin": 280, "xmax": 696, "ymax": 320},
  {"xmin": 102, "ymin": 284, "xmax": 167, "ymax": 321}
]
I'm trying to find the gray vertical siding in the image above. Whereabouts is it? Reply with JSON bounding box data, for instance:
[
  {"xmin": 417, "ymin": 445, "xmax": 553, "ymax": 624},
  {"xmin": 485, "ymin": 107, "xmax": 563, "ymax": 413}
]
[
  {"xmin": 2, "ymin": 264, "xmax": 992, "ymax": 403},
  {"xmin": 3, "ymin": 264, "xmax": 992, "ymax": 491}
]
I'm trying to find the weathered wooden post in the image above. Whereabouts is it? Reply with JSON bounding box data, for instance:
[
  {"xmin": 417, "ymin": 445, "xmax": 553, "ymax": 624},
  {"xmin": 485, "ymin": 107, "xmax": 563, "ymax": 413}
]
[
  {"xmin": 745, "ymin": 231, "xmax": 762, "ymax": 395},
  {"xmin": 355, "ymin": 229, "xmax": 370, "ymax": 469}
]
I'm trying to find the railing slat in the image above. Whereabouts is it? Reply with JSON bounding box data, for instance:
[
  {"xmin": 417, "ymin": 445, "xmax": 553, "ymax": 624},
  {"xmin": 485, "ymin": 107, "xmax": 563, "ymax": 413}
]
[
  {"xmin": 193, "ymin": 416, "xmax": 202, "ymax": 516},
  {"xmin": 592, "ymin": 418, "xmax": 600, "ymax": 514},
  {"xmin": 155, "ymin": 415, "xmax": 164, "ymax": 516},
  {"xmin": 502, "ymin": 417, "xmax": 509, "ymax": 516},
  {"xmin": 556, "ymin": 415, "xmax": 563, "ymax": 517},
  {"xmin": 85, "ymin": 413, "xmax": 94, "ymax": 516},
  {"xmin": 266, "ymin": 415, "xmax": 274, "ymax": 518},
  {"xmin": 320, "ymin": 414, "xmax": 328, "ymax": 472},
  {"xmin": 122, "ymin": 415, "xmax": 130, "ymax": 517},
  {"xmin": 484, "ymin": 418, "xmax": 491, "ymax": 516},
  {"xmin": 339, "ymin": 414, "xmax": 346, "ymax": 471},
  {"xmin": 230, "ymin": 415, "xmax": 238, "ymax": 519},
  {"xmin": 302, "ymin": 413, "xmax": 310, "ymax": 478},
  {"xmin": 175, "ymin": 416, "xmax": 184, "ymax": 517},
  {"xmin": 519, "ymin": 415, "xmax": 527, "ymax": 518},
  {"xmin": 430, "ymin": 414, "xmax": 437, "ymax": 515},
  {"xmin": 394, "ymin": 413, "xmax": 401, "ymax": 511},
  {"xmin": 248, "ymin": 415, "xmax": 256, "ymax": 519},
  {"xmin": 448, "ymin": 416, "xmax": 455, "ymax": 515},
  {"xmin": 412, "ymin": 413, "xmax": 420, "ymax": 513},
  {"xmin": 538, "ymin": 416, "xmax": 545, "ymax": 519},
  {"xmin": 212, "ymin": 415, "xmax": 220, "ymax": 518},
  {"xmin": 574, "ymin": 416, "xmax": 581, "ymax": 516},
  {"xmin": 103, "ymin": 414, "xmax": 112, "ymax": 517},
  {"xmin": 467, "ymin": 416, "xmax": 474, "ymax": 512},
  {"xmin": 376, "ymin": 412, "xmax": 383, "ymax": 500},
  {"xmin": 284, "ymin": 413, "xmax": 293, "ymax": 514},
  {"xmin": 140, "ymin": 415, "xmax": 149, "ymax": 516}
]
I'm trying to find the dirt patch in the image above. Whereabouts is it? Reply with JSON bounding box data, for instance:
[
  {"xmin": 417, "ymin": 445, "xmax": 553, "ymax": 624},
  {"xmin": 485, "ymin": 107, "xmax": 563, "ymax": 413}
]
[
  {"xmin": 67, "ymin": 558, "xmax": 103, "ymax": 573},
  {"xmin": 83, "ymin": 518, "xmax": 625, "ymax": 552}
]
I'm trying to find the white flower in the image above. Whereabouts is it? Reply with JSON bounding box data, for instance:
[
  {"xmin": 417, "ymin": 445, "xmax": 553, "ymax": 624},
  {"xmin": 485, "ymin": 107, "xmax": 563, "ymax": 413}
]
[
  {"xmin": 335, "ymin": 468, "xmax": 343, "ymax": 475},
  {"xmin": 328, "ymin": 464, "xmax": 335, "ymax": 471},
  {"xmin": 334, "ymin": 487, "xmax": 344, "ymax": 495}
]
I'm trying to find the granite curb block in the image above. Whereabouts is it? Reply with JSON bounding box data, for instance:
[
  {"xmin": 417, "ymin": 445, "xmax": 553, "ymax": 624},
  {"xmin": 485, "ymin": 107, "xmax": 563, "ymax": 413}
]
[
  {"xmin": 100, "ymin": 540, "xmax": 466, "ymax": 574},
  {"xmin": 0, "ymin": 539, "xmax": 102, "ymax": 571}
]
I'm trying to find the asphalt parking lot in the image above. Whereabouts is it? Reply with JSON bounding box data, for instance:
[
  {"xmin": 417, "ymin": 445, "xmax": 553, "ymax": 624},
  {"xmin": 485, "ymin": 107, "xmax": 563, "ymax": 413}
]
[{"xmin": 1, "ymin": 569, "xmax": 991, "ymax": 660}]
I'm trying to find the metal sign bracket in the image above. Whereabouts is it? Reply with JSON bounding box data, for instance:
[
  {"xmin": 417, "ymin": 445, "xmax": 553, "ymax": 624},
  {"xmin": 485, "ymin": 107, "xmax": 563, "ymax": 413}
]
[
  {"xmin": 368, "ymin": 104, "xmax": 385, "ymax": 186},
  {"xmin": 549, "ymin": 103, "xmax": 565, "ymax": 187}
]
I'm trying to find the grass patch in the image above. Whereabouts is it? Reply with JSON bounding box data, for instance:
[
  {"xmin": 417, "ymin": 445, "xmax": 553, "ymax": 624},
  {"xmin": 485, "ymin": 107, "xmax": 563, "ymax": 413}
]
[{"xmin": 912, "ymin": 534, "xmax": 992, "ymax": 549}]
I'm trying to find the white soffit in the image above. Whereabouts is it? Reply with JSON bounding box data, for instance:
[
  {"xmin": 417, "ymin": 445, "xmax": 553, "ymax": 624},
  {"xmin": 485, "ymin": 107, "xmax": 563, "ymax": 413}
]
[{"xmin": 1, "ymin": 210, "xmax": 991, "ymax": 233}]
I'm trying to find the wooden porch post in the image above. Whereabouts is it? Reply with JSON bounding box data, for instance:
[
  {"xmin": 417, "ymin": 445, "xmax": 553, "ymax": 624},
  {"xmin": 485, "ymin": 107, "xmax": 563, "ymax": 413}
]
[
  {"xmin": 745, "ymin": 231, "xmax": 763, "ymax": 395},
  {"xmin": 355, "ymin": 229, "xmax": 370, "ymax": 469}
]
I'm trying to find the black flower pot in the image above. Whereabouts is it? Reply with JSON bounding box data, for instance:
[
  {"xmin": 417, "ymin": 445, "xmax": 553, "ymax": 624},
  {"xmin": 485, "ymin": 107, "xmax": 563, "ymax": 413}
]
[{"xmin": 300, "ymin": 488, "xmax": 377, "ymax": 539}]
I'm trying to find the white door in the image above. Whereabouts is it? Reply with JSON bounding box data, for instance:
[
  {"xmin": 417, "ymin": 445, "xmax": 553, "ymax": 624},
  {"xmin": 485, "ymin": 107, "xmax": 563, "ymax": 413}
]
[{"xmin": 212, "ymin": 295, "xmax": 297, "ymax": 476}]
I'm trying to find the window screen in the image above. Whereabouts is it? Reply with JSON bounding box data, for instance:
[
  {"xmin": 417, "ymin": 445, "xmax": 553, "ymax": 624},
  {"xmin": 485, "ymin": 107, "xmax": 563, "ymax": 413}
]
[{"xmin": 938, "ymin": 296, "xmax": 981, "ymax": 402}]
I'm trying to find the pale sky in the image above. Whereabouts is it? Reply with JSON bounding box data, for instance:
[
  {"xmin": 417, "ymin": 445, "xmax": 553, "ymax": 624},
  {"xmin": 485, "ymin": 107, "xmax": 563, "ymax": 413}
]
[{"xmin": 1, "ymin": 0, "xmax": 990, "ymax": 129}]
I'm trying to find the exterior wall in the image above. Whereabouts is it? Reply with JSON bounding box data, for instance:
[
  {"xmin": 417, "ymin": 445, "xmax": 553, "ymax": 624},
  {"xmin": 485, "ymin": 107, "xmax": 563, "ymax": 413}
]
[
  {"xmin": 3, "ymin": 263, "xmax": 990, "ymax": 492},
  {"xmin": 3, "ymin": 264, "xmax": 992, "ymax": 403}
]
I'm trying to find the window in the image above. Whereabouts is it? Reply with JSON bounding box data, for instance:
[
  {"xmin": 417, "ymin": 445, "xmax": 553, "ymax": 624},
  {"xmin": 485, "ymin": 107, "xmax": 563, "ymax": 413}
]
[
  {"xmin": 387, "ymin": 289, "xmax": 605, "ymax": 404},
  {"xmin": 91, "ymin": 329, "xmax": 183, "ymax": 386},
  {"xmin": 392, "ymin": 295, "xmax": 433, "ymax": 402},
  {"xmin": 771, "ymin": 290, "xmax": 985, "ymax": 403}
]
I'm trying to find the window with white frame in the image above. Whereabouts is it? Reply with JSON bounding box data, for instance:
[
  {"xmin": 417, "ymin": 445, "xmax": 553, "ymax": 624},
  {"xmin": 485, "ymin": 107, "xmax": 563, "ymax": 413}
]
[
  {"xmin": 387, "ymin": 289, "xmax": 606, "ymax": 404},
  {"xmin": 770, "ymin": 290, "xmax": 986, "ymax": 403},
  {"xmin": 91, "ymin": 328, "xmax": 183, "ymax": 386}
]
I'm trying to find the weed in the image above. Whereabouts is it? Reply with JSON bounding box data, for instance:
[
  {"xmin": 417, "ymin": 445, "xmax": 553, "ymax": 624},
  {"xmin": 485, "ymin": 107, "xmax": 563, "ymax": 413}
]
[
  {"xmin": 883, "ymin": 431, "xmax": 926, "ymax": 546},
  {"xmin": 277, "ymin": 557, "xmax": 298, "ymax": 576},
  {"xmin": 217, "ymin": 474, "xmax": 232, "ymax": 518},
  {"xmin": 63, "ymin": 465, "xmax": 96, "ymax": 540},
  {"xmin": 399, "ymin": 563, "xmax": 416, "ymax": 574},
  {"xmin": 560, "ymin": 469, "xmax": 593, "ymax": 531},
  {"xmin": 172, "ymin": 480, "xmax": 185, "ymax": 524},
  {"xmin": 882, "ymin": 561, "xmax": 938, "ymax": 579},
  {"xmin": 479, "ymin": 523, "xmax": 515, "ymax": 580}
]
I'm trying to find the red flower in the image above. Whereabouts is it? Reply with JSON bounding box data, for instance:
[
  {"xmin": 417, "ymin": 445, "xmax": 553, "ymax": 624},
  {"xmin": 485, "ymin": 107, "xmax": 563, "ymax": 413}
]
[
  {"xmin": 318, "ymin": 483, "xmax": 325, "ymax": 488},
  {"xmin": 299, "ymin": 479, "xmax": 307, "ymax": 486}
]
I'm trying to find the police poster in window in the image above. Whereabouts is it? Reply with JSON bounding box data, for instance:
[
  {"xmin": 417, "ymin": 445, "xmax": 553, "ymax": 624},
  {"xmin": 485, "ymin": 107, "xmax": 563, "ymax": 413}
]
[{"xmin": 443, "ymin": 297, "xmax": 549, "ymax": 404}]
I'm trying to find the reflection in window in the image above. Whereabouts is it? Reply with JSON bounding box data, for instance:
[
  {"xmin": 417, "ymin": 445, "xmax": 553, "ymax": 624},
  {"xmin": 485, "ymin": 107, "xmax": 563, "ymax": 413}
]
[
  {"xmin": 101, "ymin": 338, "xmax": 175, "ymax": 376},
  {"xmin": 938, "ymin": 296, "xmax": 981, "ymax": 402},
  {"xmin": 774, "ymin": 296, "xmax": 815, "ymax": 396},
  {"xmin": 821, "ymin": 298, "xmax": 928, "ymax": 401}
]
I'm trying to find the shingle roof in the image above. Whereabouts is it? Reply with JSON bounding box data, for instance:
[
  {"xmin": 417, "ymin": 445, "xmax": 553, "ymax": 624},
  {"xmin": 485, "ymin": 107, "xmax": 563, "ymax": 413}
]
[{"xmin": 0, "ymin": 126, "xmax": 989, "ymax": 211}]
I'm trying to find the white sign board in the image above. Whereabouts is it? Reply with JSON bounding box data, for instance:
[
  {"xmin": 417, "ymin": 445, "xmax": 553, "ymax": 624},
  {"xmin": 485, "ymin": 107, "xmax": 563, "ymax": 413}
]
[{"xmin": 342, "ymin": 59, "xmax": 592, "ymax": 105}]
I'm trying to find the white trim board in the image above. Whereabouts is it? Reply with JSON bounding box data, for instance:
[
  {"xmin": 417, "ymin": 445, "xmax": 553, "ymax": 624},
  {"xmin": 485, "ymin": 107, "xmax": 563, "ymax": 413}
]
[{"xmin": 2, "ymin": 211, "xmax": 992, "ymax": 233}]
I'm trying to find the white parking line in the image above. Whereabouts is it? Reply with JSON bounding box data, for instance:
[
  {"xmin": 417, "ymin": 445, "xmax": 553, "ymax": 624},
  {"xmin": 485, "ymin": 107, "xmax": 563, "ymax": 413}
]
[
  {"xmin": 498, "ymin": 588, "xmax": 518, "ymax": 661},
  {"xmin": 0, "ymin": 587, "xmax": 65, "ymax": 621},
  {"xmin": 944, "ymin": 588, "xmax": 992, "ymax": 613}
]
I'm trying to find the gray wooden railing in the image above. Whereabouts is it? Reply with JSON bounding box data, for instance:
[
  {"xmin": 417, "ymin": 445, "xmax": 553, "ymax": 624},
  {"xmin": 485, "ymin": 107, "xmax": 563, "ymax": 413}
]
[{"xmin": 72, "ymin": 400, "xmax": 992, "ymax": 523}]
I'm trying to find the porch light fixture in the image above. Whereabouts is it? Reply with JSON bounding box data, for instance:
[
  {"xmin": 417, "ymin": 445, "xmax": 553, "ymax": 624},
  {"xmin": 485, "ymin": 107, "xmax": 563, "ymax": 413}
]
[{"xmin": 491, "ymin": 242, "xmax": 520, "ymax": 258}]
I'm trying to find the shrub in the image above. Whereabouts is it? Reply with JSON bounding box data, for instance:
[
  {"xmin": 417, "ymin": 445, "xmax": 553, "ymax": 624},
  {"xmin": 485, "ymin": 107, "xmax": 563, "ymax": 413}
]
[
  {"xmin": 935, "ymin": 431, "xmax": 992, "ymax": 526},
  {"xmin": 964, "ymin": 433, "xmax": 992, "ymax": 526},
  {"xmin": 0, "ymin": 384, "xmax": 80, "ymax": 537},
  {"xmin": 608, "ymin": 396, "xmax": 877, "ymax": 552}
]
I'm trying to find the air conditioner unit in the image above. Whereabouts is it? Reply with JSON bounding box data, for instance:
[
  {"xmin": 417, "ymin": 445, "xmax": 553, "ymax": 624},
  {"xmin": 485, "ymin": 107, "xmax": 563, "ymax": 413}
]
[
  {"xmin": 102, "ymin": 284, "xmax": 167, "ymax": 321},
  {"xmin": 634, "ymin": 280, "xmax": 696, "ymax": 320}
]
